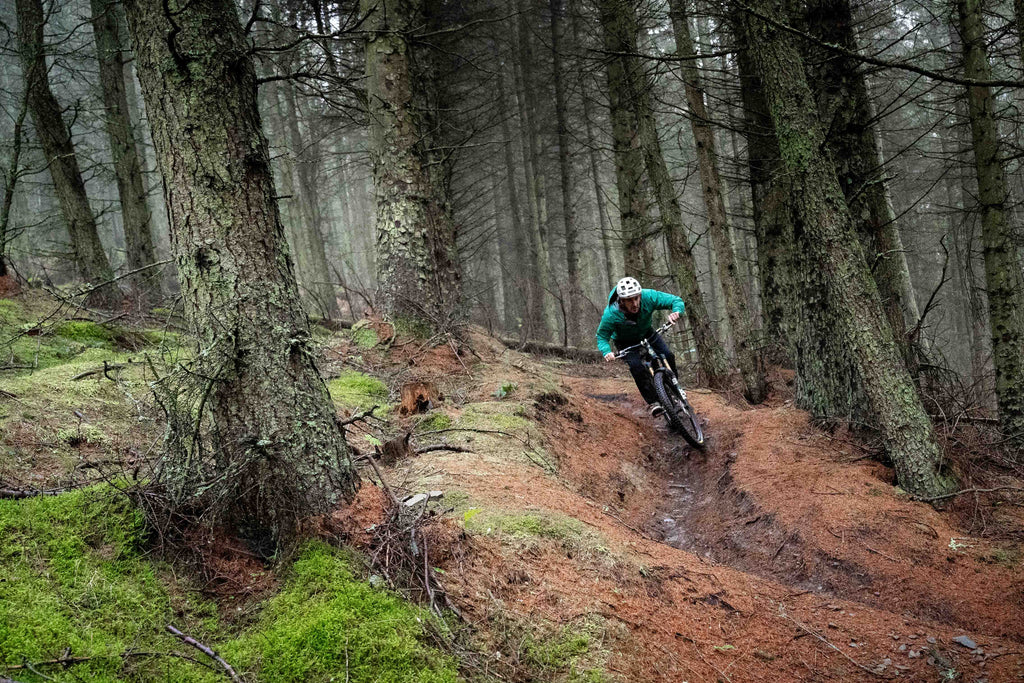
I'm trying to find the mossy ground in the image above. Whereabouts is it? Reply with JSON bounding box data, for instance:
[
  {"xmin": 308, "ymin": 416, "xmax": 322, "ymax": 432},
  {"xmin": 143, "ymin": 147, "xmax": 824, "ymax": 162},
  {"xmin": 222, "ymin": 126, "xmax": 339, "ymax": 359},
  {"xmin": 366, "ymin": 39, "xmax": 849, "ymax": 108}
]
[
  {"xmin": 0, "ymin": 487, "xmax": 216, "ymax": 682},
  {"xmin": 327, "ymin": 370, "xmax": 391, "ymax": 413},
  {"xmin": 0, "ymin": 489, "xmax": 461, "ymax": 683}
]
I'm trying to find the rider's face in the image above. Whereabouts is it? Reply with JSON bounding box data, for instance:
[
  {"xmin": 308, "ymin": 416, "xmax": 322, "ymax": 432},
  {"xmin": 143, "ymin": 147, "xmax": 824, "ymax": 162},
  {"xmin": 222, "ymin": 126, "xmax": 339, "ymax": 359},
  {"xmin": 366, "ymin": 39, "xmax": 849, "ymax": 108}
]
[{"xmin": 621, "ymin": 294, "xmax": 641, "ymax": 314}]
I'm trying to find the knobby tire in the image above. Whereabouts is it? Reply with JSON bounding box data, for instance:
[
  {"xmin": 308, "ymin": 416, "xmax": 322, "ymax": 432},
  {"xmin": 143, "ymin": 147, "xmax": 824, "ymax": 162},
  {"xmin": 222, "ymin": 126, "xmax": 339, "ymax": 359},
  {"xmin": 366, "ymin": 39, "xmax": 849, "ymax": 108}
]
[{"xmin": 653, "ymin": 370, "xmax": 704, "ymax": 449}]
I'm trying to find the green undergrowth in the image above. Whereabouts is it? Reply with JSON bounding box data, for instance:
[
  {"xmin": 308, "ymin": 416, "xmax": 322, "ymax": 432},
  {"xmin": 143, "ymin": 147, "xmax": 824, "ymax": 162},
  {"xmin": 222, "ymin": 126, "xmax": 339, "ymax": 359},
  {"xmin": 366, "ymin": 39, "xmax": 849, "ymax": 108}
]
[
  {"xmin": 1, "ymin": 490, "xmax": 462, "ymax": 683},
  {"xmin": 0, "ymin": 487, "xmax": 216, "ymax": 682},
  {"xmin": 1, "ymin": 297, "xmax": 171, "ymax": 371},
  {"xmin": 328, "ymin": 370, "xmax": 391, "ymax": 413},
  {"xmin": 416, "ymin": 410, "xmax": 453, "ymax": 433},
  {"xmin": 0, "ymin": 348, "xmax": 154, "ymax": 477},
  {"xmin": 220, "ymin": 541, "xmax": 459, "ymax": 682}
]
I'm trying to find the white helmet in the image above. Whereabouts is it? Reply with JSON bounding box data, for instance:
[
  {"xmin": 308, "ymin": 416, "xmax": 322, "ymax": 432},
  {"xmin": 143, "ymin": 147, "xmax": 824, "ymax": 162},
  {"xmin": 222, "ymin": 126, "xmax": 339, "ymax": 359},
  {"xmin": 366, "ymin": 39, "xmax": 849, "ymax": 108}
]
[{"xmin": 616, "ymin": 277, "xmax": 642, "ymax": 298}]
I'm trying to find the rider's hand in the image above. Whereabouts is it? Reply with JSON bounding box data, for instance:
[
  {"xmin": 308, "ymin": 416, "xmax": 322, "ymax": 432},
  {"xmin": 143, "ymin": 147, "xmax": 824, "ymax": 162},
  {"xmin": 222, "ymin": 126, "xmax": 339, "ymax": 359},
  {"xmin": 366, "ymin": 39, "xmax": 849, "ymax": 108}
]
[
  {"xmin": 604, "ymin": 352, "xmax": 616, "ymax": 362},
  {"xmin": 668, "ymin": 311, "xmax": 680, "ymax": 323}
]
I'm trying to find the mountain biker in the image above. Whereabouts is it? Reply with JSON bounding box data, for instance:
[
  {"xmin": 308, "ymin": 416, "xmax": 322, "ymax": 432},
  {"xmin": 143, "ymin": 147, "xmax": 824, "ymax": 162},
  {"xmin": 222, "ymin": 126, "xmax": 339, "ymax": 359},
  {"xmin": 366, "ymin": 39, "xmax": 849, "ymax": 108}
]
[{"xmin": 596, "ymin": 277, "xmax": 685, "ymax": 417}]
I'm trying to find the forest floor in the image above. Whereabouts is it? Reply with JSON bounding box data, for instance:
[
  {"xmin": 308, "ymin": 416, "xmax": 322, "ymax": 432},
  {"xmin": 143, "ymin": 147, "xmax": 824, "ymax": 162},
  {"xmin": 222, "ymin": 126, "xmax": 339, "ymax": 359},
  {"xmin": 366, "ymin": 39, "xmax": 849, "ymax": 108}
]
[{"xmin": 2, "ymin": 288, "xmax": 1023, "ymax": 682}]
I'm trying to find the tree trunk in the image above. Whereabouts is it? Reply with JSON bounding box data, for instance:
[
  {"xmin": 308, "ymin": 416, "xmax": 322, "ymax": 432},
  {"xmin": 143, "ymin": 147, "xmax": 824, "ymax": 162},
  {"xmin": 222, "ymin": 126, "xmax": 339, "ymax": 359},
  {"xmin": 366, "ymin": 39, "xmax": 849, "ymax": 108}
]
[
  {"xmin": 735, "ymin": 34, "xmax": 859, "ymax": 420},
  {"xmin": 549, "ymin": 0, "xmax": 583, "ymax": 346},
  {"xmin": 958, "ymin": 0, "xmax": 1024, "ymax": 441},
  {"xmin": 89, "ymin": 0, "xmax": 157, "ymax": 298},
  {"xmin": 738, "ymin": 0, "xmax": 954, "ymax": 497},
  {"xmin": 282, "ymin": 81, "xmax": 340, "ymax": 319},
  {"xmin": 803, "ymin": 0, "xmax": 922, "ymax": 365},
  {"xmin": 669, "ymin": 0, "xmax": 766, "ymax": 402},
  {"xmin": 362, "ymin": 0, "xmax": 462, "ymax": 334},
  {"xmin": 122, "ymin": 0, "xmax": 357, "ymax": 548},
  {"xmin": 16, "ymin": 0, "xmax": 117, "ymax": 304},
  {"xmin": 496, "ymin": 65, "xmax": 532, "ymax": 336},
  {"xmin": 513, "ymin": 5, "xmax": 555, "ymax": 340},
  {"xmin": 571, "ymin": 5, "xmax": 616, "ymax": 286},
  {"xmin": 0, "ymin": 91, "xmax": 29, "ymax": 278}
]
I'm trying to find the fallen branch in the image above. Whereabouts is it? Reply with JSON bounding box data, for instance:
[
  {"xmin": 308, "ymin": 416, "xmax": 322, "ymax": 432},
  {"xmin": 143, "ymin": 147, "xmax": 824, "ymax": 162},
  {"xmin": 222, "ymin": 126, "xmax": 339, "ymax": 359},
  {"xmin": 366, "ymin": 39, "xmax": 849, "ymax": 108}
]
[
  {"xmin": 0, "ymin": 485, "xmax": 70, "ymax": 499},
  {"xmin": 165, "ymin": 625, "xmax": 241, "ymax": 683},
  {"xmin": 414, "ymin": 444, "xmax": 475, "ymax": 455},
  {"xmin": 496, "ymin": 337, "xmax": 603, "ymax": 362},
  {"xmin": 914, "ymin": 486, "xmax": 1024, "ymax": 503},
  {"xmin": 71, "ymin": 361, "xmax": 128, "ymax": 381},
  {"xmin": 339, "ymin": 405, "xmax": 379, "ymax": 426}
]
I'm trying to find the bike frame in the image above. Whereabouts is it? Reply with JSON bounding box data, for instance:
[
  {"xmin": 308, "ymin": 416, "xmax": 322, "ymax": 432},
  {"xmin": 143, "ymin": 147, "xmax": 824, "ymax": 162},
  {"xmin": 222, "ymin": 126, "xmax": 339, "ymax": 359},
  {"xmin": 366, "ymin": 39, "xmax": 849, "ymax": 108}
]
[{"xmin": 615, "ymin": 321, "xmax": 678, "ymax": 380}]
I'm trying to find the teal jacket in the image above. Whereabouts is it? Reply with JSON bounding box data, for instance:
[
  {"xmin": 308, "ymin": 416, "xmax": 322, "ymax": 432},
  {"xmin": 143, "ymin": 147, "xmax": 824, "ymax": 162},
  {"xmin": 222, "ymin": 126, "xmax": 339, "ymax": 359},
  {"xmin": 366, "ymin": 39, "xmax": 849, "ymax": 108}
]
[{"xmin": 595, "ymin": 288, "xmax": 685, "ymax": 355}]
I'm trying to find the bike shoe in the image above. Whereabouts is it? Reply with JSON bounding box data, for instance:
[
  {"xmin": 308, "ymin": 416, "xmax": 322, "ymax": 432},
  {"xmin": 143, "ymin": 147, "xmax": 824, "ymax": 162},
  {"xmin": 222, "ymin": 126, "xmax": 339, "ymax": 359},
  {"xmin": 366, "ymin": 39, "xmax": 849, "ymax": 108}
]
[{"xmin": 648, "ymin": 403, "xmax": 665, "ymax": 417}]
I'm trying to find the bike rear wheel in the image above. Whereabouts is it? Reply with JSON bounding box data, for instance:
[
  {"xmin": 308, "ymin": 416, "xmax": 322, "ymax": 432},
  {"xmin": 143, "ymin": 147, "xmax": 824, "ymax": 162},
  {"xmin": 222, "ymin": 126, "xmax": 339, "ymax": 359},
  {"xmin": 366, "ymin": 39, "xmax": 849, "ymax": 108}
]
[{"xmin": 653, "ymin": 371, "xmax": 705, "ymax": 449}]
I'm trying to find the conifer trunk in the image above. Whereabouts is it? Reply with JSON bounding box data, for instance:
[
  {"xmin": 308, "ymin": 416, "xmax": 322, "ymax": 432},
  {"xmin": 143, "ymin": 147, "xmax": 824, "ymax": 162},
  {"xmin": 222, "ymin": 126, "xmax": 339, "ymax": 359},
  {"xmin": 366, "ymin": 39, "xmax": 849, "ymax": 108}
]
[
  {"xmin": 803, "ymin": 0, "xmax": 922, "ymax": 363},
  {"xmin": 122, "ymin": 0, "xmax": 357, "ymax": 546},
  {"xmin": 17, "ymin": 0, "xmax": 117, "ymax": 304},
  {"xmin": 549, "ymin": 0, "xmax": 583, "ymax": 346},
  {"xmin": 738, "ymin": 0, "xmax": 953, "ymax": 497},
  {"xmin": 669, "ymin": 0, "xmax": 766, "ymax": 402},
  {"xmin": 89, "ymin": 0, "xmax": 157, "ymax": 297},
  {"xmin": 362, "ymin": 0, "xmax": 462, "ymax": 333},
  {"xmin": 957, "ymin": 0, "xmax": 1024, "ymax": 441}
]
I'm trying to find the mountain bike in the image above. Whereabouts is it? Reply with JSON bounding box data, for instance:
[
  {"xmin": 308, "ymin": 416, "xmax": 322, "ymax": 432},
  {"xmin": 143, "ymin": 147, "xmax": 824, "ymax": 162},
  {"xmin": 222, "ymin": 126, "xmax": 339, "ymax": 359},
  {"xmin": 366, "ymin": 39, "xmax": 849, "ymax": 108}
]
[{"xmin": 615, "ymin": 321, "xmax": 705, "ymax": 449}]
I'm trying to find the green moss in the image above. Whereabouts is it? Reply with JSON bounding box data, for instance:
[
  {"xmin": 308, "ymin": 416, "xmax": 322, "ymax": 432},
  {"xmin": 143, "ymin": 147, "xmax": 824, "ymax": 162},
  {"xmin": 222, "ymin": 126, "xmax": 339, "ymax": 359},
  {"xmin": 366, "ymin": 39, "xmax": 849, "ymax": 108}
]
[
  {"xmin": 351, "ymin": 326, "xmax": 379, "ymax": 349},
  {"xmin": 465, "ymin": 510, "xmax": 586, "ymax": 545},
  {"xmin": 0, "ymin": 487, "xmax": 216, "ymax": 682},
  {"xmin": 54, "ymin": 321, "xmax": 115, "ymax": 347},
  {"xmin": 222, "ymin": 542, "xmax": 458, "ymax": 683},
  {"xmin": 391, "ymin": 317, "xmax": 432, "ymax": 340},
  {"xmin": 457, "ymin": 402, "xmax": 530, "ymax": 432},
  {"xmin": 327, "ymin": 371, "xmax": 390, "ymax": 412},
  {"xmin": 0, "ymin": 298, "xmax": 27, "ymax": 324},
  {"xmin": 416, "ymin": 411, "xmax": 452, "ymax": 433}
]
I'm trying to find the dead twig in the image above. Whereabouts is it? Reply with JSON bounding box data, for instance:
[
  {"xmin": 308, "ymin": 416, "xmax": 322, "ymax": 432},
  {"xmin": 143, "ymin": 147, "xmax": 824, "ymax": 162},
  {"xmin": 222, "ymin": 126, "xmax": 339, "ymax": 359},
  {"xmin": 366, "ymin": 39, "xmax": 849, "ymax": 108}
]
[
  {"xmin": 165, "ymin": 625, "xmax": 242, "ymax": 683},
  {"xmin": 364, "ymin": 450, "xmax": 400, "ymax": 506},
  {"xmin": 778, "ymin": 606, "xmax": 893, "ymax": 679},
  {"xmin": 339, "ymin": 405, "xmax": 379, "ymax": 426},
  {"xmin": 0, "ymin": 485, "xmax": 72, "ymax": 499},
  {"xmin": 71, "ymin": 361, "xmax": 128, "ymax": 381},
  {"xmin": 914, "ymin": 486, "xmax": 1024, "ymax": 503}
]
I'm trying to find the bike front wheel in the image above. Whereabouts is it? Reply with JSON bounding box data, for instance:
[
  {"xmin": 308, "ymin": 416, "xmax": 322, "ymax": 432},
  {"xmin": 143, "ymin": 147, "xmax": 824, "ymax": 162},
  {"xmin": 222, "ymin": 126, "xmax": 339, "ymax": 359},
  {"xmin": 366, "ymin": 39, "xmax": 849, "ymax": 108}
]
[{"xmin": 653, "ymin": 371, "xmax": 705, "ymax": 449}]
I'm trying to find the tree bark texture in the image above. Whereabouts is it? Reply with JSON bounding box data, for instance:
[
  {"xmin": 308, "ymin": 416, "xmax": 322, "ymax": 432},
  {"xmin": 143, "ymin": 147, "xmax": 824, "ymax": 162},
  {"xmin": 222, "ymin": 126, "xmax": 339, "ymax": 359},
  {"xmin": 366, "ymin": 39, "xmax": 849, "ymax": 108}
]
[
  {"xmin": 738, "ymin": 0, "xmax": 953, "ymax": 497},
  {"xmin": 736, "ymin": 37, "xmax": 860, "ymax": 420},
  {"xmin": 512, "ymin": 7, "xmax": 555, "ymax": 340},
  {"xmin": 598, "ymin": 0, "xmax": 649, "ymax": 278},
  {"xmin": 16, "ymin": 0, "xmax": 117, "ymax": 302},
  {"xmin": 122, "ymin": 0, "xmax": 357, "ymax": 546},
  {"xmin": 362, "ymin": 0, "xmax": 462, "ymax": 333},
  {"xmin": 803, "ymin": 0, "xmax": 922, "ymax": 362},
  {"xmin": 496, "ymin": 65, "xmax": 532, "ymax": 335},
  {"xmin": 958, "ymin": 0, "xmax": 1024, "ymax": 441},
  {"xmin": 0, "ymin": 91, "xmax": 29, "ymax": 278},
  {"xmin": 669, "ymin": 0, "xmax": 766, "ymax": 402},
  {"xmin": 89, "ymin": 0, "xmax": 157, "ymax": 296}
]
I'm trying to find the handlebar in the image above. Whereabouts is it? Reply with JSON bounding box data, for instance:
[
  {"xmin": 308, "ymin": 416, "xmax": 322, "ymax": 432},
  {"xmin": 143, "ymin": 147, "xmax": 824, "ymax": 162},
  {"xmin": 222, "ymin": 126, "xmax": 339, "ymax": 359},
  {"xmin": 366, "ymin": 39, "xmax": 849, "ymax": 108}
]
[{"xmin": 613, "ymin": 319, "xmax": 677, "ymax": 359}]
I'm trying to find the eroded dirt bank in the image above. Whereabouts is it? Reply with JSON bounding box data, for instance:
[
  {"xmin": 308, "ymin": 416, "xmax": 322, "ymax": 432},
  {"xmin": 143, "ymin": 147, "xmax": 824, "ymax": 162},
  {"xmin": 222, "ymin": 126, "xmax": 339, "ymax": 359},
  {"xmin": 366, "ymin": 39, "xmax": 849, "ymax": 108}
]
[{"xmin": 365, "ymin": 331, "xmax": 1024, "ymax": 682}]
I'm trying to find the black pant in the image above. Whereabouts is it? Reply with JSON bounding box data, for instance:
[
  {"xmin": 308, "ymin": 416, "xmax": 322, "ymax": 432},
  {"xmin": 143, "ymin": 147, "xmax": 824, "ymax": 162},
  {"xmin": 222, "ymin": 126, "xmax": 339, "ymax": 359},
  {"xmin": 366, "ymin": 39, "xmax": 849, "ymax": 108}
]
[{"xmin": 617, "ymin": 331, "xmax": 677, "ymax": 405}]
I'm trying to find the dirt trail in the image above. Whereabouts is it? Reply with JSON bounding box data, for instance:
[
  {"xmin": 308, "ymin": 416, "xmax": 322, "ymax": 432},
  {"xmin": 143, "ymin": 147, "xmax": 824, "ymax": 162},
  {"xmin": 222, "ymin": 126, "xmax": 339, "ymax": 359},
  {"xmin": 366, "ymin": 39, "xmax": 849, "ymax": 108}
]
[{"xmin": 356, "ymin": 331, "xmax": 1024, "ymax": 682}]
